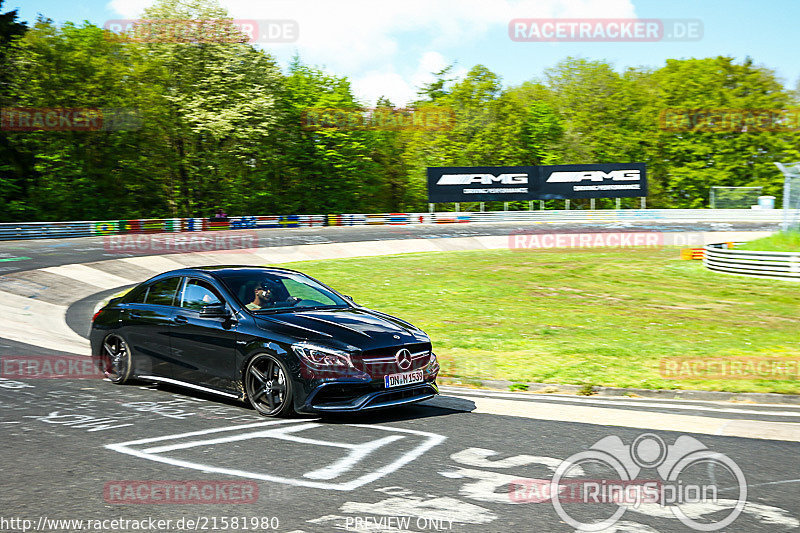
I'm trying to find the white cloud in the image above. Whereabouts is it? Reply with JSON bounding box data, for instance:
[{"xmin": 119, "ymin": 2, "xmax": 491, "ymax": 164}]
[
  {"xmin": 351, "ymin": 51, "xmax": 471, "ymax": 106},
  {"xmin": 106, "ymin": 0, "xmax": 154, "ymax": 18},
  {"xmin": 106, "ymin": 0, "xmax": 636, "ymax": 104},
  {"xmin": 109, "ymin": 0, "xmax": 636, "ymax": 70}
]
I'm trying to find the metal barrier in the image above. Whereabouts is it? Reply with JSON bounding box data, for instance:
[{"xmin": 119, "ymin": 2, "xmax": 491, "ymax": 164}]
[
  {"xmin": 0, "ymin": 209, "xmax": 785, "ymax": 241},
  {"xmin": 703, "ymin": 243, "xmax": 800, "ymax": 281}
]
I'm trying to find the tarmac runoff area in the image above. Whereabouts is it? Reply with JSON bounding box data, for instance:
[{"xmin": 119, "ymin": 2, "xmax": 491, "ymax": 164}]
[{"xmin": 2, "ymin": 224, "xmax": 800, "ymax": 532}]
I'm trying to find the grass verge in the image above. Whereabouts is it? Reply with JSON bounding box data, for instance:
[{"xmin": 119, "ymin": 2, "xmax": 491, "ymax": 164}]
[
  {"xmin": 738, "ymin": 231, "xmax": 800, "ymax": 252},
  {"xmin": 281, "ymin": 247, "xmax": 800, "ymax": 394}
]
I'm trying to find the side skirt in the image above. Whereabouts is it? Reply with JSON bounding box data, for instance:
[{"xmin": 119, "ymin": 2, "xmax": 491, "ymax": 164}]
[{"xmin": 138, "ymin": 375, "xmax": 244, "ymax": 400}]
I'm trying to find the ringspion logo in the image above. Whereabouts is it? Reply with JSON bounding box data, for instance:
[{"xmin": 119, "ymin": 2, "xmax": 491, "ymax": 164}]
[{"xmin": 527, "ymin": 433, "xmax": 747, "ymax": 531}]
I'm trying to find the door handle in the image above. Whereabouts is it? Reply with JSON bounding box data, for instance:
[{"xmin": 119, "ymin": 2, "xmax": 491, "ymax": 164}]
[{"xmin": 174, "ymin": 315, "xmax": 188, "ymax": 324}]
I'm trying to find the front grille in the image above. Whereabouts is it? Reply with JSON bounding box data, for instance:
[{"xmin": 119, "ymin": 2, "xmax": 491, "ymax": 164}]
[{"xmin": 352, "ymin": 343, "xmax": 432, "ymax": 377}]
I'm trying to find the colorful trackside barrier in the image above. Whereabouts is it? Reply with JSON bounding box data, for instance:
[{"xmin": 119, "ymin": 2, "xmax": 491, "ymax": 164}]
[{"xmin": 0, "ymin": 210, "xmax": 786, "ymax": 241}]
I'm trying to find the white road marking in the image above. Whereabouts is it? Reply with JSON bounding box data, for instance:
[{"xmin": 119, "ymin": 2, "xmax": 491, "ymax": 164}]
[
  {"xmin": 0, "ymin": 289, "xmax": 88, "ymax": 353},
  {"xmin": 439, "ymin": 387, "xmax": 800, "ymax": 418},
  {"xmin": 304, "ymin": 435, "xmax": 405, "ymax": 480},
  {"xmin": 106, "ymin": 422, "xmax": 445, "ymax": 491},
  {"xmin": 427, "ymin": 394, "xmax": 800, "ymax": 442},
  {"xmin": 117, "ymin": 255, "xmax": 188, "ymax": 273},
  {"xmin": 450, "ymin": 447, "xmax": 573, "ymax": 473},
  {"xmin": 140, "ymin": 422, "xmax": 318, "ymax": 453},
  {"xmin": 439, "ymin": 467, "xmax": 550, "ymax": 504},
  {"xmin": 41, "ymin": 264, "xmax": 135, "ymax": 289}
]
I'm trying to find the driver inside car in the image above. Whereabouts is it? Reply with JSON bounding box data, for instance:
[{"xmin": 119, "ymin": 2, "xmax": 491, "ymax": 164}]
[{"xmin": 246, "ymin": 280, "xmax": 300, "ymax": 310}]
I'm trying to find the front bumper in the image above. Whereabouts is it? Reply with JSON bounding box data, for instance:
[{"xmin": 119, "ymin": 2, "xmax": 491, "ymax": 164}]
[{"xmin": 300, "ymin": 380, "xmax": 438, "ymax": 413}]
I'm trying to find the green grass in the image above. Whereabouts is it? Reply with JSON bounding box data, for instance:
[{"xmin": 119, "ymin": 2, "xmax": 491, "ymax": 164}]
[
  {"xmin": 738, "ymin": 231, "xmax": 800, "ymax": 252},
  {"xmin": 280, "ymin": 247, "xmax": 800, "ymax": 394}
]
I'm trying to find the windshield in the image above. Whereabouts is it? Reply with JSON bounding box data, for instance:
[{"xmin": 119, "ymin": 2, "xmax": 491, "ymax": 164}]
[{"xmin": 215, "ymin": 270, "xmax": 349, "ymax": 313}]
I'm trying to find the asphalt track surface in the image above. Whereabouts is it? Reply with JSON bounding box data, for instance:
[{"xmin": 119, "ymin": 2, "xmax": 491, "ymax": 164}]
[
  {"xmin": 1, "ymin": 220, "xmax": 799, "ymax": 533},
  {"xmin": 0, "ymin": 219, "xmax": 779, "ymax": 273}
]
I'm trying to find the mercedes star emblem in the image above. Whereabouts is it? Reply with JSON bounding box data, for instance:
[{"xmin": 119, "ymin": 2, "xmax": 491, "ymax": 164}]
[{"xmin": 395, "ymin": 348, "xmax": 412, "ymax": 370}]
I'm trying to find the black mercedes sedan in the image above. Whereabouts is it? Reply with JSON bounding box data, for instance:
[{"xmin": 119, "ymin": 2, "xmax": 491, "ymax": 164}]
[{"xmin": 90, "ymin": 266, "xmax": 439, "ymax": 416}]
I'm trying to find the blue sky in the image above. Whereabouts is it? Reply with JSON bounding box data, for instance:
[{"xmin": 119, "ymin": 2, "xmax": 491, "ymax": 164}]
[{"xmin": 10, "ymin": 0, "xmax": 800, "ymax": 106}]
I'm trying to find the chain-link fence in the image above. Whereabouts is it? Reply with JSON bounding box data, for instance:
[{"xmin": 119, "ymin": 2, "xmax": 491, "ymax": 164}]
[
  {"xmin": 709, "ymin": 186, "xmax": 762, "ymax": 209},
  {"xmin": 775, "ymin": 162, "xmax": 800, "ymax": 231}
]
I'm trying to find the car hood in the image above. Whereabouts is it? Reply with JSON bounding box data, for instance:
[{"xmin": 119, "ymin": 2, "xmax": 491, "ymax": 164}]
[{"xmin": 253, "ymin": 307, "xmax": 428, "ymax": 350}]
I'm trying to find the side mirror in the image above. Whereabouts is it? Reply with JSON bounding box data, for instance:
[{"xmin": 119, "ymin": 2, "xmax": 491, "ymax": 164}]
[
  {"xmin": 343, "ymin": 295, "xmax": 355, "ymax": 303},
  {"xmin": 200, "ymin": 304, "xmax": 231, "ymax": 318}
]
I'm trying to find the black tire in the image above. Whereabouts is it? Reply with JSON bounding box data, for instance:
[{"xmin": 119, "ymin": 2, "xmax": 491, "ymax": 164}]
[
  {"xmin": 244, "ymin": 353, "xmax": 294, "ymax": 417},
  {"xmin": 99, "ymin": 334, "xmax": 133, "ymax": 384}
]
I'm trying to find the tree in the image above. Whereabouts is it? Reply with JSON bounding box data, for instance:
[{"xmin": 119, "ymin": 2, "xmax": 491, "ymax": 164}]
[
  {"xmin": 652, "ymin": 57, "xmax": 800, "ymax": 207},
  {"xmin": 0, "ymin": 0, "xmax": 28, "ymax": 219}
]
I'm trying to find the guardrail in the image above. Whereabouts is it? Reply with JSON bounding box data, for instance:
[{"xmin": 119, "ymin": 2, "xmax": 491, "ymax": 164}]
[
  {"xmin": 0, "ymin": 209, "xmax": 786, "ymax": 241},
  {"xmin": 703, "ymin": 243, "xmax": 800, "ymax": 281}
]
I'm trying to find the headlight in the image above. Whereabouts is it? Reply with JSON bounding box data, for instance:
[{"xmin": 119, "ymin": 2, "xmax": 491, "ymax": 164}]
[{"xmin": 292, "ymin": 342, "xmax": 353, "ymax": 370}]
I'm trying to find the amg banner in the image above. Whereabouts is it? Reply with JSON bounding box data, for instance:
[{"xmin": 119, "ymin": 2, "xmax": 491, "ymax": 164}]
[{"xmin": 427, "ymin": 163, "xmax": 647, "ymax": 202}]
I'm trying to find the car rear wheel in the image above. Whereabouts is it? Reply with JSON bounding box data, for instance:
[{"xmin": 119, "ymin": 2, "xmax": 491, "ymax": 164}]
[
  {"xmin": 100, "ymin": 334, "xmax": 132, "ymax": 384},
  {"xmin": 244, "ymin": 354, "xmax": 294, "ymax": 417}
]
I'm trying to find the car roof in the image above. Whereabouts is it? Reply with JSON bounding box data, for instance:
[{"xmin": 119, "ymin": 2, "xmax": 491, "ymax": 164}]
[{"xmin": 159, "ymin": 265, "xmax": 305, "ymax": 278}]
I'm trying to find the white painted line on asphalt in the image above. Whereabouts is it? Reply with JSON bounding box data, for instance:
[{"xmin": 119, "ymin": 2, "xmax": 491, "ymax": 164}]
[
  {"xmin": 106, "ymin": 422, "xmax": 446, "ymax": 490},
  {"xmin": 107, "ymin": 419, "xmax": 298, "ymax": 447},
  {"xmin": 303, "ymin": 435, "xmax": 405, "ymax": 481},
  {"xmin": 0, "ymin": 289, "xmax": 89, "ymax": 353},
  {"xmin": 41, "ymin": 264, "xmax": 135, "ymax": 290},
  {"xmin": 438, "ymin": 387, "xmax": 800, "ymax": 417},
  {"xmin": 425, "ymin": 395, "xmax": 800, "ymax": 442},
  {"xmin": 141, "ymin": 422, "xmax": 319, "ymax": 453},
  {"xmin": 117, "ymin": 255, "xmax": 188, "ymax": 273}
]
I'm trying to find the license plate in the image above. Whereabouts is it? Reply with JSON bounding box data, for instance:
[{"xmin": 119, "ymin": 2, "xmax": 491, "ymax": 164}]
[{"xmin": 384, "ymin": 370, "xmax": 424, "ymax": 388}]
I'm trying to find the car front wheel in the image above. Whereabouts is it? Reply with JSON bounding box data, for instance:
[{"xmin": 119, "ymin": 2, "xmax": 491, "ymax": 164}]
[{"xmin": 244, "ymin": 354, "xmax": 294, "ymax": 417}]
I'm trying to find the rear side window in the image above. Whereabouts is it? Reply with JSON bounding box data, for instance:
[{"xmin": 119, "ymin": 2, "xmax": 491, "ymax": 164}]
[
  {"xmin": 123, "ymin": 285, "xmax": 148, "ymax": 304},
  {"xmin": 145, "ymin": 277, "xmax": 181, "ymax": 306}
]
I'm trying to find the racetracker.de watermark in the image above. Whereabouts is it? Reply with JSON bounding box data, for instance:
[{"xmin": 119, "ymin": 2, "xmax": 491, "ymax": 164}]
[
  {"xmin": 1, "ymin": 108, "xmax": 142, "ymax": 132},
  {"xmin": 509, "ymin": 231, "xmax": 664, "ymax": 250},
  {"xmin": 104, "ymin": 480, "xmax": 258, "ymax": 504},
  {"xmin": 659, "ymin": 108, "xmax": 800, "ymax": 132},
  {"xmin": 1, "ymin": 355, "xmax": 104, "ymax": 379},
  {"xmin": 509, "ymin": 18, "xmax": 703, "ymax": 42},
  {"xmin": 660, "ymin": 357, "xmax": 800, "ymax": 380},
  {"xmin": 104, "ymin": 231, "xmax": 258, "ymax": 255},
  {"xmin": 301, "ymin": 107, "xmax": 455, "ymax": 132},
  {"xmin": 104, "ymin": 19, "xmax": 298, "ymax": 43}
]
